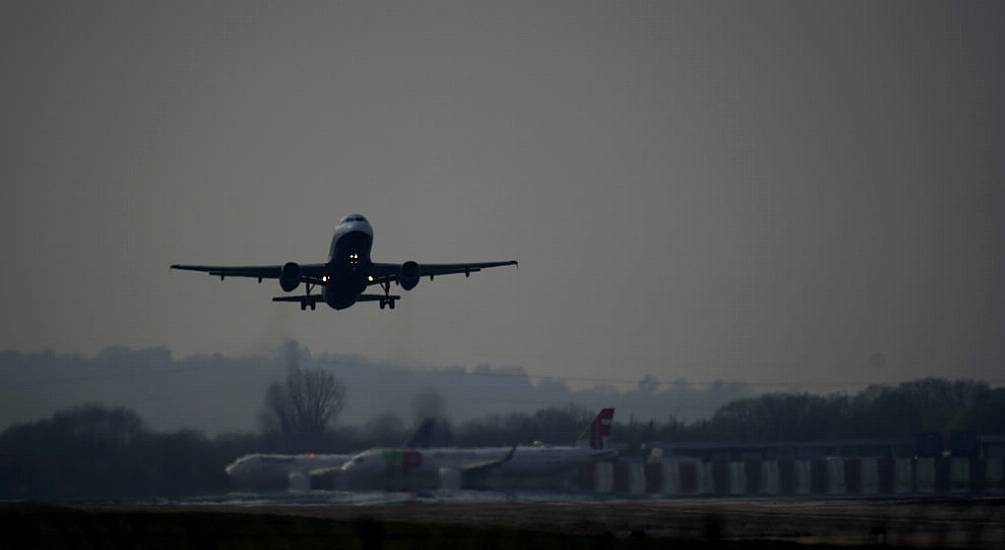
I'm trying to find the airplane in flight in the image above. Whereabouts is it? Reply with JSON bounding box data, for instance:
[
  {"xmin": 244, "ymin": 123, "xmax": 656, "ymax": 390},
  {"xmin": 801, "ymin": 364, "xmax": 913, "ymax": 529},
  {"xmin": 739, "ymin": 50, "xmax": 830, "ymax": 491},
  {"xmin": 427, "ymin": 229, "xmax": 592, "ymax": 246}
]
[
  {"xmin": 171, "ymin": 213, "xmax": 517, "ymax": 310},
  {"xmin": 311, "ymin": 408, "xmax": 616, "ymax": 492}
]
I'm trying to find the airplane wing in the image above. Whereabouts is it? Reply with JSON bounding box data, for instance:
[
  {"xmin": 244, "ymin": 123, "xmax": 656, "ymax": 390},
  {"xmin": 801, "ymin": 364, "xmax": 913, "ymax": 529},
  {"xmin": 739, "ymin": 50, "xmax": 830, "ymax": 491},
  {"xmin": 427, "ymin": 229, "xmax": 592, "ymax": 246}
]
[
  {"xmin": 459, "ymin": 445, "xmax": 518, "ymax": 474},
  {"xmin": 369, "ymin": 260, "xmax": 518, "ymax": 285},
  {"xmin": 170, "ymin": 263, "xmax": 328, "ymax": 282}
]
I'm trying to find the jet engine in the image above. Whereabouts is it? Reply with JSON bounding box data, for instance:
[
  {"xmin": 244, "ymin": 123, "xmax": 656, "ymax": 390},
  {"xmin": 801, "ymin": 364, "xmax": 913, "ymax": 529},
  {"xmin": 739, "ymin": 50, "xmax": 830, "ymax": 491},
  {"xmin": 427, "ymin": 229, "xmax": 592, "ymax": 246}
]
[
  {"xmin": 438, "ymin": 467, "xmax": 463, "ymax": 491},
  {"xmin": 279, "ymin": 262, "xmax": 302, "ymax": 292},
  {"xmin": 399, "ymin": 261, "xmax": 420, "ymax": 290},
  {"xmin": 287, "ymin": 471, "xmax": 309, "ymax": 493}
]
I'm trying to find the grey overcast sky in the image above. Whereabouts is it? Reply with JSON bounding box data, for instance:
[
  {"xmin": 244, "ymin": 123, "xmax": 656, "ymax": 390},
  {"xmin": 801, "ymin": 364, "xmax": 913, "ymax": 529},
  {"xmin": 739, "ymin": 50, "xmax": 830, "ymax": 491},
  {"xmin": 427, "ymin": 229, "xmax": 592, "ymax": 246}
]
[{"xmin": 2, "ymin": 1, "xmax": 1003, "ymax": 390}]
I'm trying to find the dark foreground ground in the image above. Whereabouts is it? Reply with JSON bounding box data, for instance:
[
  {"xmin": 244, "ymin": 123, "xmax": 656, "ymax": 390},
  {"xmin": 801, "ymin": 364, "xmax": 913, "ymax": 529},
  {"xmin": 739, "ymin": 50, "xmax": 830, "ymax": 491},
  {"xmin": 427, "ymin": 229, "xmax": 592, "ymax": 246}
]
[{"xmin": 2, "ymin": 497, "xmax": 1003, "ymax": 549}]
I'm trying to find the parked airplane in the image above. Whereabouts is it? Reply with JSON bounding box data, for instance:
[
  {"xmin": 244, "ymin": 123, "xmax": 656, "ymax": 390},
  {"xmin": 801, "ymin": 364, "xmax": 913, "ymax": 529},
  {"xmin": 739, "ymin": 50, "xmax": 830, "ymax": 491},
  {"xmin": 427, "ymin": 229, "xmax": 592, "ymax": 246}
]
[
  {"xmin": 225, "ymin": 419, "xmax": 445, "ymax": 491},
  {"xmin": 225, "ymin": 452, "xmax": 353, "ymax": 492},
  {"xmin": 312, "ymin": 408, "xmax": 616, "ymax": 491},
  {"xmin": 171, "ymin": 213, "xmax": 517, "ymax": 310}
]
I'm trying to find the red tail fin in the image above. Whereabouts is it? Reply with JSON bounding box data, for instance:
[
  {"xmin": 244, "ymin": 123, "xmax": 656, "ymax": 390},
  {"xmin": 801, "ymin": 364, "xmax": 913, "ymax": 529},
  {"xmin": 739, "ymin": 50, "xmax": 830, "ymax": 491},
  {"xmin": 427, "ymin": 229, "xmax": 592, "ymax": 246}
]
[{"xmin": 590, "ymin": 408, "xmax": 615, "ymax": 449}]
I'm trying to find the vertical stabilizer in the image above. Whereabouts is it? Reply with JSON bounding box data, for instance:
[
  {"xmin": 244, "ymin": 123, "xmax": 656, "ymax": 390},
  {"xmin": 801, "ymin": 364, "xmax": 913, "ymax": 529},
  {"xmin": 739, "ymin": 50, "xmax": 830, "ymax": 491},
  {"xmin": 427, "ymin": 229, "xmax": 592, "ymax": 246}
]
[
  {"xmin": 404, "ymin": 419, "xmax": 436, "ymax": 448},
  {"xmin": 590, "ymin": 408, "xmax": 615, "ymax": 449}
]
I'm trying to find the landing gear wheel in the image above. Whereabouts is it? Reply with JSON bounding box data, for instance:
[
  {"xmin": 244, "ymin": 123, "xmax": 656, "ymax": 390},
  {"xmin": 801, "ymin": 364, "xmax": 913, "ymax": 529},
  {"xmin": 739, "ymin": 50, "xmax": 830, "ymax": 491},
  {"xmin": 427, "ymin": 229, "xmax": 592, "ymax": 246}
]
[
  {"xmin": 388, "ymin": 300, "xmax": 395, "ymax": 310},
  {"xmin": 379, "ymin": 299, "xmax": 386, "ymax": 310},
  {"xmin": 310, "ymin": 302, "xmax": 316, "ymax": 311},
  {"xmin": 300, "ymin": 302, "xmax": 306, "ymax": 311}
]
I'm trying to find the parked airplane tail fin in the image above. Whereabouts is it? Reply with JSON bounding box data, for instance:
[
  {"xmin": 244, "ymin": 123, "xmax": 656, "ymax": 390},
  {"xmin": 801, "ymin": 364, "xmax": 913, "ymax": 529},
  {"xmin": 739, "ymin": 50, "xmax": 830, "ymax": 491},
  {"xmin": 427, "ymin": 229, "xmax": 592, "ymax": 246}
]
[
  {"xmin": 589, "ymin": 408, "xmax": 615, "ymax": 450},
  {"xmin": 405, "ymin": 419, "xmax": 436, "ymax": 448}
]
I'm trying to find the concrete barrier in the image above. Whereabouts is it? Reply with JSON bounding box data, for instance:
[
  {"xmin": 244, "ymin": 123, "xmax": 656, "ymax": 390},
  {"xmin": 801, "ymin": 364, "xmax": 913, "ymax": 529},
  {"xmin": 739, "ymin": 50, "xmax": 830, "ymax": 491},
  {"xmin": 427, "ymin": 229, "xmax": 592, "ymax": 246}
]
[
  {"xmin": 844, "ymin": 458, "xmax": 861, "ymax": 494},
  {"xmin": 895, "ymin": 458, "xmax": 913, "ymax": 494},
  {"xmin": 663, "ymin": 458, "xmax": 702, "ymax": 496},
  {"xmin": 711, "ymin": 461, "xmax": 730, "ymax": 495},
  {"xmin": 811, "ymin": 459, "xmax": 828, "ymax": 494},
  {"xmin": 613, "ymin": 463, "xmax": 629, "ymax": 493},
  {"xmin": 860, "ymin": 457, "xmax": 879, "ymax": 495},
  {"xmin": 878, "ymin": 457, "xmax": 895, "ymax": 494},
  {"xmin": 915, "ymin": 457, "xmax": 936, "ymax": 494},
  {"xmin": 794, "ymin": 460, "xmax": 812, "ymax": 495},
  {"xmin": 728, "ymin": 461, "xmax": 747, "ymax": 495},
  {"xmin": 949, "ymin": 457, "xmax": 971, "ymax": 494},
  {"xmin": 594, "ymin": 462, "xmax": 614, "ymax": 494},
  {"xmin": 744, "ymin": 460, "xmax": 762, "ymax": 495},
  {"xmin": 680, "ymin": 459, "xmax": 700, "ymax": 495},
  {"xmin": 627, "ymin": 462, "xmax": 646, "ymax": 496},
  {"xmin": 986, "ymin": 458, "xmax": 1003, "ymax": 495},
  {"xmin": 826, "ymin": 457, "xmax": 846, "ymax": 495},
  {"xmin": 699, "ymin": 461, "xmax": 716, "ymax": 495},
  {"xmin": 661, "ymin": 460, "xmax": 681, "ymax": 495},
  {"xmin": 760, "ymin": 460, "xmax": 779, "ymax": 495},
  {"xmin": 935, "ymin": 458, "xmax": 951, "ymax": 493},
  {"xmin": 644, "ymin": 463, "xmax": 663, "ymax": 494}
]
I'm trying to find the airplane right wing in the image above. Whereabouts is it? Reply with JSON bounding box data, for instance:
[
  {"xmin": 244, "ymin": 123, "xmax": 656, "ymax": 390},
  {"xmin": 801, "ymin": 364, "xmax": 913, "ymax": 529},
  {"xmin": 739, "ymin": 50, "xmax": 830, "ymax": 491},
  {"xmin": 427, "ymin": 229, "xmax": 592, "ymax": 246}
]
[
  {"xmin": 171, "ymin": 263, "xmax": 328, "ymax": 282},
  {"xmin": 369, "ymin": 260, "xmax": 518, "ymax": 286}
]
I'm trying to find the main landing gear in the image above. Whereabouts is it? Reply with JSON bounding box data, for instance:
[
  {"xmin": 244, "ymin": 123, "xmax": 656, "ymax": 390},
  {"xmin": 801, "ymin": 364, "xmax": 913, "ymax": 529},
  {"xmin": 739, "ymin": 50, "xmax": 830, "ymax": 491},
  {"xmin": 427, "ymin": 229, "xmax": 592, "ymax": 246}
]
[
  {"xmin": 300, "ymin": 281, "xmax": 317, "ymax": 311},
  {"xmin": 271, "ymin": 280, "xmax": 325, "ymax": 310},
  {"xmin": 378, "ymin": 278, "xmax": 398, "ymax": 310}
]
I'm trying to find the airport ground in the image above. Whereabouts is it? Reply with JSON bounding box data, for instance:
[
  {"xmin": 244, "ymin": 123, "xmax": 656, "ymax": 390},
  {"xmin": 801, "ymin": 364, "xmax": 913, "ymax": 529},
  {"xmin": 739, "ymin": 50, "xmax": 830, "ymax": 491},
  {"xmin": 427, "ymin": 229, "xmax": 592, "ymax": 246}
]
[{"xmin": 2, "ymin": 496, "xmax": 1004, "ymax": 549}]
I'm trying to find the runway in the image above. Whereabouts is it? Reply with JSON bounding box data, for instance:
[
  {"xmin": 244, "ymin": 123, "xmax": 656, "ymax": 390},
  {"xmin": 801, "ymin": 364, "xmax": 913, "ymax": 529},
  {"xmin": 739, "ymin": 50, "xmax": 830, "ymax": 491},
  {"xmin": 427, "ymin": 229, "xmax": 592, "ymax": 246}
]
[{"xmin": 33, "ymin": 494, "xmax": 1002, "ymax": 549}]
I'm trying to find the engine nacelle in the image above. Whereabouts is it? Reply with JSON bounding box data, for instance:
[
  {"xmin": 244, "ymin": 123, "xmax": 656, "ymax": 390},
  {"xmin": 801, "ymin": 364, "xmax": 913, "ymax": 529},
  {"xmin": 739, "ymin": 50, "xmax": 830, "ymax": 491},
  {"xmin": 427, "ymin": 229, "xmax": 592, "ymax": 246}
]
[
  {"xmin": 279, "ymin": 262, "xmax": 302, "ymax": 292},
  {"xmin": 399, "ymin": 261, "xmax": 420, "ymax": 291},
  {"xmin": 287, "ymin": 471, "xmax": 309, "ymax": 493},
  {"xmin": 438, "ymin": 467, "xmax": 463, "ymax": 491}
]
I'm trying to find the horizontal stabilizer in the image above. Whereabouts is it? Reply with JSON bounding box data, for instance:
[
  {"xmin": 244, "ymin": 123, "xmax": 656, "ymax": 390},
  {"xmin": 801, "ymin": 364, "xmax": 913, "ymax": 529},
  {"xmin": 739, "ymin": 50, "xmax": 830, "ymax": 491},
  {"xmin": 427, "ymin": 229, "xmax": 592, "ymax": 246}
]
[
  {"xmin": 272, "ymin": 295, "xmax": 325, "ymax": 304},
  {"xmin": 356, "ymin": 294, "xmax": 400, "ymax": 302}
]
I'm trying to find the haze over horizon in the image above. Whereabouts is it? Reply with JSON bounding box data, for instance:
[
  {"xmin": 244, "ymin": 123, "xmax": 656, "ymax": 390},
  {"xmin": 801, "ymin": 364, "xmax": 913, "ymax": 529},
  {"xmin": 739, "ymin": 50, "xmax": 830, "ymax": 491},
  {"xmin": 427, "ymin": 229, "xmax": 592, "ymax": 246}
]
[{"xmin": 3, "ymin": 2, "xmax": 1003, "ymax": 395}]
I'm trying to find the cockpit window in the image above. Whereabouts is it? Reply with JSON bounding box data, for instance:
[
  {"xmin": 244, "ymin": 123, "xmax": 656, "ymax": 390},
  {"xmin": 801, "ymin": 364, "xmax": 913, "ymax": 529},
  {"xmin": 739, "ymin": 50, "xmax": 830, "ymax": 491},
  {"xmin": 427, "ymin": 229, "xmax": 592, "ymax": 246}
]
[{"xmin": 344, "ymin": 214, "xmax": 367, "ymax": 223}]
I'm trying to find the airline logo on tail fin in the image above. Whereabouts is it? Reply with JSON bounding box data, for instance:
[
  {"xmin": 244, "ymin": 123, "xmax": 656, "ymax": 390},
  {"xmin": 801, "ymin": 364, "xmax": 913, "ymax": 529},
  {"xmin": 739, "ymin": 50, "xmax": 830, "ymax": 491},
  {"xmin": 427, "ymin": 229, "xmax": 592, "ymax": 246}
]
[{"xmin": 590, "ymin": 408, "xmax": 615, "ymax": 449}]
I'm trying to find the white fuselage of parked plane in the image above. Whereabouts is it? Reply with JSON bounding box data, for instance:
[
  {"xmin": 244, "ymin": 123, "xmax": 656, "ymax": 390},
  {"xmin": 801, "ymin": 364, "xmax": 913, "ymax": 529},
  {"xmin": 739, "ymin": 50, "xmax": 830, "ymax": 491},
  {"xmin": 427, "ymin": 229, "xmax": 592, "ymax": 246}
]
[
  {"xmin": 333, "ymin": 445, "xmax": 616, "ymax": 490},
  {"xmin": 225, "ymin": 453, "xmax": 354, "ymax": 490}
]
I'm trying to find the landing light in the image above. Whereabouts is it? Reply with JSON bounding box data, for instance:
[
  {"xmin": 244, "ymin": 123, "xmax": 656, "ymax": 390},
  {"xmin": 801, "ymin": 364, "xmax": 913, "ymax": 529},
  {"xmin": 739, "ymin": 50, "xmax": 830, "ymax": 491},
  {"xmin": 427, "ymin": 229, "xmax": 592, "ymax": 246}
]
[{"xmin": 367, "ymin": 275, "xmax": 374, "ymax": 282}]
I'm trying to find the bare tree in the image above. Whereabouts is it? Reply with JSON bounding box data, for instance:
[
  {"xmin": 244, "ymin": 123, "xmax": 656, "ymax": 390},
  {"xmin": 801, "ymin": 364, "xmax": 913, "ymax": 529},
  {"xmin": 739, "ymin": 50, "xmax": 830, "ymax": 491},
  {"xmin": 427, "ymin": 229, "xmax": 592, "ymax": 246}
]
[{"xmin": 260, "ymin": 363, "xmax": 346, "ymax": 451}]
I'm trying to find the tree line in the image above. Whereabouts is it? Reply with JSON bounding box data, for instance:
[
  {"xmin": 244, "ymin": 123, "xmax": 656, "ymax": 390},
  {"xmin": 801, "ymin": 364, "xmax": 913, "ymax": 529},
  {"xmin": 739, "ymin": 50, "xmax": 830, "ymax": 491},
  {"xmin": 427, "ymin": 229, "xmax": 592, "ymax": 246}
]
[{"xmin": 1, "ymin": 374, "xmax": 1003, "ymax": 499}]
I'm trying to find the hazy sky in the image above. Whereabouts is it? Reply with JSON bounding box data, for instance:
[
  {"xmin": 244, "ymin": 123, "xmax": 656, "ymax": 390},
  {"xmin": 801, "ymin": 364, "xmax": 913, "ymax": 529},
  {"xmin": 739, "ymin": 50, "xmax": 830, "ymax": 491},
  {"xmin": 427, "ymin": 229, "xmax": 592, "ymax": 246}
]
[{"xmin": 3, "ymin": 1, "xmax": 1003, "ymax": 391}]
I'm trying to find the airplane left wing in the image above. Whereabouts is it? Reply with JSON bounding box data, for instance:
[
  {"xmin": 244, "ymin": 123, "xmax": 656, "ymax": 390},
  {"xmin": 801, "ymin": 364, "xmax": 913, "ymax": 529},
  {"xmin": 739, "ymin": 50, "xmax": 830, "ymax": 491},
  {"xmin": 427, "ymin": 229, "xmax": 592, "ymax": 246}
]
[{"xmin": 459, "ymin": 445, "xmax": 518, "ymax": 474}]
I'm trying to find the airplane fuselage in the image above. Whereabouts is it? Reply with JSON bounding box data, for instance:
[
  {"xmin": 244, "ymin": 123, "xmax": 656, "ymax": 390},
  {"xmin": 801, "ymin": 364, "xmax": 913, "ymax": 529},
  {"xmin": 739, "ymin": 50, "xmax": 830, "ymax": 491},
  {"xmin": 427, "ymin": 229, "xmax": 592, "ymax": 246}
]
[
  {"xmin": 334, "ymin": 445, "xmax": 617, "ymax": 491},
  {"xmin": 225, "ymin": 453, "xmax": 354, "ymax": 491},
  {"xmin": 323, "ymin": 214, "xmax": 374, "ymax": 310}
]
